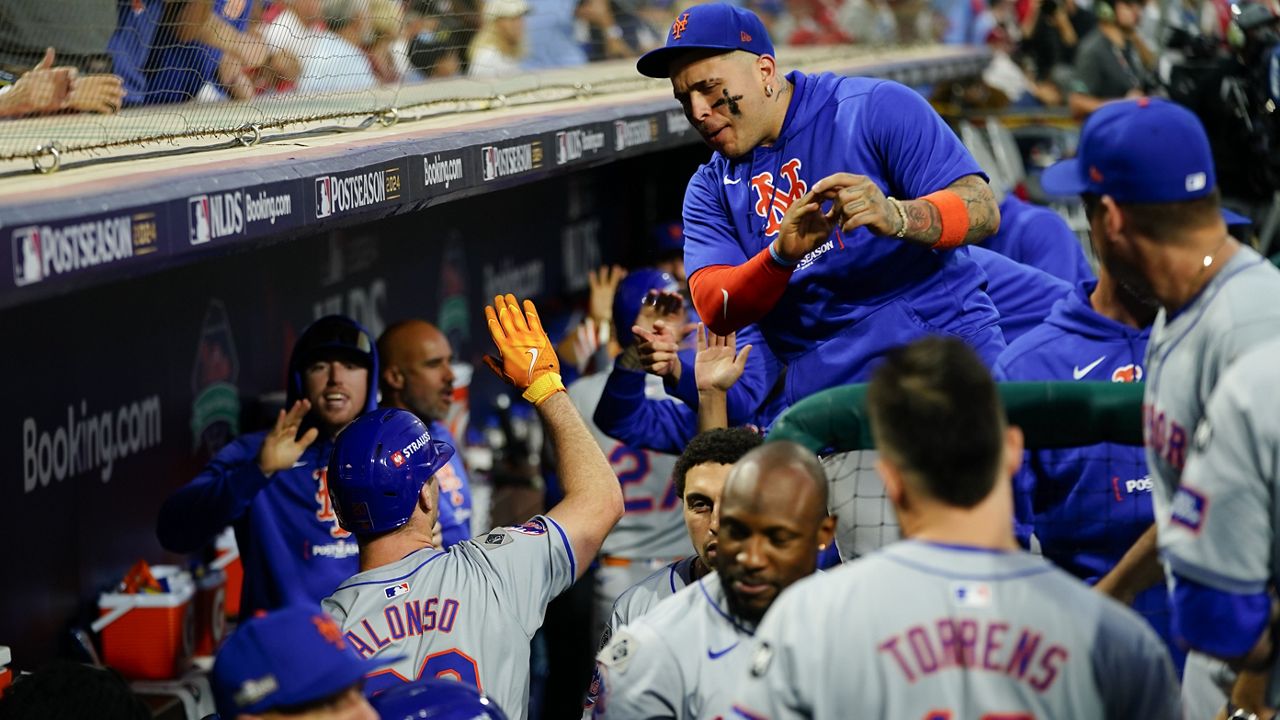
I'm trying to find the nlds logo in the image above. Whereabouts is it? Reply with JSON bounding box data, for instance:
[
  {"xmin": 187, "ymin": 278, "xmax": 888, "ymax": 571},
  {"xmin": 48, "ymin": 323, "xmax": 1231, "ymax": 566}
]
[
  {"xmin": 188, "ymin": 192, "xmax": 243, "ymax": 245},
  {"xmin": 555, "ymin": 129, "xmax": 606, "ymax": 165}
]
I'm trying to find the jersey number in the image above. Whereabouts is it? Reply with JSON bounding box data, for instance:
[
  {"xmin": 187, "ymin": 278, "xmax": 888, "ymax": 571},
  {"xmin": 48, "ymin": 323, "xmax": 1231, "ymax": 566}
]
[
  {"xmin": 609, "ymin": 444, "xmax": 678, "ymax": 514},
  {"xmin": 921, "ymin": 707, "xmax": 1029, "ymax": 712},
  {"xmin": 420, "ymin": 648, "xmax": 481, "ymax": 687}
]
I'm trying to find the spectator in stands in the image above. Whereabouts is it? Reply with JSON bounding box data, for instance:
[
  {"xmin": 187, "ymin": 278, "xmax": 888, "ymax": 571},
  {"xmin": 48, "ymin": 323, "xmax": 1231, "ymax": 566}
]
[
  {"xmin": 1021, "ymin": 0, "xmax": 1093, "ymax": 82},
  {"xmin": 1066, "ymin": 0, "xmax": 1154, "ymax": 116},
  {"xmin": 141, "ymin": 0, "xmax": 291, "ymax": 104},
  {"xmin": 521, "ymin": 0, "xmax": 589, "ymax": 70},
  {"xmin": 0, "ymin": 0, "xmax": 116, "ymax": 75},
  {"xmin": 771, "ymin": 0, "xmax": 854, "ymax": 45},
  {"xmin": 377, "ymin": 319, "xmax": 475, "ymax": 548},
  {"xmin": 260, "ymin": 0, "xmax": 325, "ymax": 93},
  {"xmin": 0, "ymin": 47, "xmax": 125, "ymax": 117},
  {"xmin": 297, "ymin": 0, "xmax": 380, "ymax": 92},
  {"xmin": 468, "ymin": 0, "xmax": 528, "ymax": 78},
  {"xmin": 408, "ymin": 0, "xmax": 481, "ymax": 75},
  {"xmin": 579, "ymin": 0, "xmax": 642, "ymax": 62},
  {"xmin": 366, "ymin": 0, "xmax": 410, "ymax": 83},
  {"xmin": 157, "ymin": 315, "xmax": 378, "ymax": 617}
]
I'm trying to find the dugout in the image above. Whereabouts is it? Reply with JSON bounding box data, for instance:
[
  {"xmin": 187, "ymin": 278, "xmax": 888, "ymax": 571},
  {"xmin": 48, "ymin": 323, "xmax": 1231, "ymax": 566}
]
[{"xmin": 0, "ymin": 46, "xmax": 989, "ymax": 672}]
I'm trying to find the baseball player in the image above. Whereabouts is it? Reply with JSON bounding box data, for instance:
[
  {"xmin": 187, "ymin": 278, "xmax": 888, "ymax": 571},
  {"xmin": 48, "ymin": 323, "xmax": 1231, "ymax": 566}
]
[
  {"xmin": 566, "ymin": 270, "xmax": 696, "ymax": 643},
  {"xmin": 378, "ymin": 319, "xmax": 474, "ymax": 547},
  {"xmin": 1161, "ymin": 336, "xmax": 1280, "ymax": 712},
  {"xmin": 582, "ymin": 428, "xmax": 764, "ymax": 714},
  {"xmin": 592, "ymin": 441, "xmax": 836, "ymax": 718},
  {"xmin": 984, "ymin": 193, "xmax": 1095, "ymax": 285},
  {"xmin": 1039, "ymin": 97, "xmax": 1280, "ymax": 716},
  {"xmin": 994, "ymin": 263, "xmax": 1183, "ymax": 669},
  {"xmin": 322, "ymin": 294, "xmax": 623, "ymax": 719},
  {"xmin": 158, "ymin": 315, "xmax": 378, "ymax": 616},
  {"xmin": 638, "ymin": 3, "xmax": 1004, "ymax": 408},
  {"xmin": 732, "ymin": 337, "xmax": 1181, "ymax": 719},
  {"xmin": 371, "ymin": 677, "xmax": 510, "ymax": 720},
  {"xmin": 968, "ymin": 246, "xmax": 1072, "ymax": 344},
  {"xmin": 210, "ymin": 604, "xmax": 383, "ymax": 720}
]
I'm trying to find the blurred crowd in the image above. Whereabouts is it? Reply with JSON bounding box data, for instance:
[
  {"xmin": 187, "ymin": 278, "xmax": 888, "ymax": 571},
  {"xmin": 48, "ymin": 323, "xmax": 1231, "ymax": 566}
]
[{"xmin": 0, "ymin": 0, "xmax": 1071, "ymax": 118}]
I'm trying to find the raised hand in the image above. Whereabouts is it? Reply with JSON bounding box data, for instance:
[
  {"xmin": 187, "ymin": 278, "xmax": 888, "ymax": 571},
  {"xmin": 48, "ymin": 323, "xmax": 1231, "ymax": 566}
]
[
  {"xmin": 811, "ymin": 173, "xmax": 898, "ymax": 237},
  {"xmin": 588, "ymin": 265, "xmax": 628, "ymax": 324},
  {"xmin": 483, "ymin": 294, "xmax": 563, "ymax": 405},
  {"xmin": 695, "ymin": 324, "xmax": 752, "ymax": 393},
  {"xmin": 257, "ymin": 399, "xmax": 320, "ymax": 475}
]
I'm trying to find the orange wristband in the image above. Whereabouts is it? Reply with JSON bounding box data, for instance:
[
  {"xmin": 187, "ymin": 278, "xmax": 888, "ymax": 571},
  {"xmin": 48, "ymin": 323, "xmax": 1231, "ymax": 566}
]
[{"xmin": 922, "ymin": 190, "xmax": 969, "ymax": 250}]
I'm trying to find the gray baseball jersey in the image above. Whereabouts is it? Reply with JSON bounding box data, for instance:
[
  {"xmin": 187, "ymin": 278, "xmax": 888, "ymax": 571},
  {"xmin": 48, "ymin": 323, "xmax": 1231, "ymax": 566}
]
[
  {"xmin": 593, "ymin": 573, "xmax": 757, "ymax": 719},
  {"xmin": 606, "ymin": 557, "xmax": 701, "ymax": 642},
  {"xmin": 1144, "ymin": 245, "xmax": 1280, "ymax": 521},
  {"xmin": 1161, "ymin": 336, "xmax": 1280, "ymax": 704},
  {"xmin": 321, "ymin": 515, "xmax": 575, "ymax": 720},
  {"xmin": 567, "ymin": 370, "xmax": 689, "ymax": 560},
  {"xmin": 733, "ymin": 541, "xmax": 1181, "ymax": 719}
]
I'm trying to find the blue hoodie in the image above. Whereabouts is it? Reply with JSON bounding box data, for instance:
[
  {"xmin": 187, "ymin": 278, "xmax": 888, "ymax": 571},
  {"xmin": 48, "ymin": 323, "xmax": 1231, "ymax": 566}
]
[
  {"xmin": 969, "ymin": 246, "xmax": 1072, "ymax": 345},
  {"xmin": 984, "ymin": 196, "xmax": 1095, "ymax": 285},
  {"xmin": 157, "ymin": 317, "xmax": 379, "ymax": 617},
  {"xmin": 682, "ymin": 71, "xmax": 1004, "ymax": 405},
  {"xmin": 593, "ymin": 322, "xmax": 781, "ymax": 454},
  {"xmin": 994, "ymin": 282, "xmax": 1181, "ymax": 670}
]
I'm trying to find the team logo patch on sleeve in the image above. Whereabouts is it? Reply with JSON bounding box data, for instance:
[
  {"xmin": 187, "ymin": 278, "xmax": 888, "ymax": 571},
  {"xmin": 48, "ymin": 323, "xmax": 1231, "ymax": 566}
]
[
  {"xmin": 383, "ymin": 582, "xmax": 410, "ymax": 599},
  {"xmin": 479, "ymin": 529, "xmax": 513, "ymax": 550},
  {"xmin": 950, "ymin": 581, "xmax": 992, "ymax": 608},
  {"xmin": 1170, "ymin": 486, "xmax": 1208, "ymax": 533},
  {"xmin": 507, "ymin": 519, "xmax": 548, "ymax": 536},
  {"xmin": 599, "ymin": 632, "xmax": 635, "ymax": 671}
]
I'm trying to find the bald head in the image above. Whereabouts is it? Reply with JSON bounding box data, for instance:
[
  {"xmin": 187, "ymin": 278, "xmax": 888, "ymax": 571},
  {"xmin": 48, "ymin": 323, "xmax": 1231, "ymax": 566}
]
[
  {"xmin": 723, "ymin": 441, "xmax": 829, "ymax": 524},
  {"xmin": 377, "ymin": 320, "xmax": 455, "ymax": 423},
  {"xmin": 716, "ymin": 440, "xmax": 835, "ymax": 624}
]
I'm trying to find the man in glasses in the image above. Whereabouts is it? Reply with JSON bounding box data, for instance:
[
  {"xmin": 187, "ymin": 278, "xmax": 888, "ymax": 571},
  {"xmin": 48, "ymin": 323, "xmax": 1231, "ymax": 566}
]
[{"xmin": 157, "ymin": 315, "xmax": 380, "ymax": 617}]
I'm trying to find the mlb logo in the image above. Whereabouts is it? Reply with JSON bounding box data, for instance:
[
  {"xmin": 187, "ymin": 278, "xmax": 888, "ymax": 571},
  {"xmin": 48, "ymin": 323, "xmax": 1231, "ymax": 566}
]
[
  {"xmin": 390, "ymin": 451, "xmax": 405, "ymax": 468},
  {"xmin": 315, "ymin": 177, "xmax": 334, "ymax": 218},
  {"xmin": 556, "ymin": 132, "xmax": 568, "ymax": 165},
  {"xmin": 12, "ymin": 226, "xmax": 43, "ymax": 287},
  {"xmin": 188, "ymin": 196, "xmax": 211, "ymax": 245},
  {"xmin": 950, "ymin": 581, "xmax": 992, "ymax": 608},
  {"xmin": 482, "ymin": 146, "xmax": 498, "ymax": 181},
  {"xmin": 384, "ymin": 582, "xmax": 410, "ymax": 599}
]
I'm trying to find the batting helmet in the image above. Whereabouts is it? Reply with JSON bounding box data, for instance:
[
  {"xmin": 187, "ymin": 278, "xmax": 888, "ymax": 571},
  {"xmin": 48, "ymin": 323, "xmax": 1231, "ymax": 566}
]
[
  {"xmin": 327, "ymin": 408, "xmax": 455, "ymax": 535},
  {"xmin": 370, "ymin": 678, "xmax": 510, "ymax": 720},
  {"xmin": 612, "ymin": 268, "xmax": 679, "ymax": 347}
]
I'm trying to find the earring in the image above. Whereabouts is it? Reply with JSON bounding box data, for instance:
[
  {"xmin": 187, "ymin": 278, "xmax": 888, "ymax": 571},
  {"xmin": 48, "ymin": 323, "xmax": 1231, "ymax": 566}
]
[{"xmin": 765, "ymin": 85, "xmax": 773, "ymax": 97}]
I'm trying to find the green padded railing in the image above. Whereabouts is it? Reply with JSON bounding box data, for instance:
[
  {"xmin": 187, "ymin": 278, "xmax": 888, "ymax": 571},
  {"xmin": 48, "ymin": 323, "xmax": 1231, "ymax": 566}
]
[{"xmin": 767, "ymin": 382, "xmax": 1145, "ymax": 453}]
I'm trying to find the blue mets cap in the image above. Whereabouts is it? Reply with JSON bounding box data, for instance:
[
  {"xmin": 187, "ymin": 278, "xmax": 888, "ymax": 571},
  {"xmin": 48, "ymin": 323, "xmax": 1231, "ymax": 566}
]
[
  {"xmin": 1041, "ymin": 98, "xmax": 1220, "ymax": 204},
  {"xmin": 212, "ymin": 605, "xmax": 399, "ymax": 717},
  {"xmin": 637, "ymin": 3, "xmax": 775, "ymax": 79},
  {"xmin": 613, "ymin": 269, "xmax": 679, "ymax": 346}
]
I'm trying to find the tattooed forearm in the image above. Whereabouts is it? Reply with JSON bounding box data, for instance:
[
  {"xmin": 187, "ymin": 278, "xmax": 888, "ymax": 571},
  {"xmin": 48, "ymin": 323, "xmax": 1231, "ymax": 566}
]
[
  {"xmin": 948, "ymin": 174, "xmax": 1001, "ymax": 242},
  {"xmin": 898, "ymin": 175, "xmax": 1001, "ymax": 247}
]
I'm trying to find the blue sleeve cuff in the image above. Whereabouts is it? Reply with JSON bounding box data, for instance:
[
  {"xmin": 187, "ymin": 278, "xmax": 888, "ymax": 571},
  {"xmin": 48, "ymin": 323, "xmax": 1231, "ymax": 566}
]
[
  {"xmin": 1172, "ymin": 574, "xmax": 1270, "ymax": 659},
  {"xmin": 669, "ymin": 349, "xmax": 700, "ymax": 407}
]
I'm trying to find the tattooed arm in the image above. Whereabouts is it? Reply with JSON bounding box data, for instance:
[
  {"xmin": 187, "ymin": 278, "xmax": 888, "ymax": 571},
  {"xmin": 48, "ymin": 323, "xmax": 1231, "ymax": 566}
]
[
  {"xmin": 809, "ymin": 173, "xmax": 1001, "ymax": 248},
  {"xmin": 898, "ymin": 175, "xmax": 1001, "ymax": 246}
]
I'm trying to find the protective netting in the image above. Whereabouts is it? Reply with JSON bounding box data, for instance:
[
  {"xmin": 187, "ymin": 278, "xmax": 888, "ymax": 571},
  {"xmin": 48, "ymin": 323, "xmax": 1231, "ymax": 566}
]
[
  {"xmin": 770, "ymin": 382, "xmax": 1145, "ymax": 561},
  {"xmin": 0, "ymin": 1, "xmax": 944, "ymax": 165}
]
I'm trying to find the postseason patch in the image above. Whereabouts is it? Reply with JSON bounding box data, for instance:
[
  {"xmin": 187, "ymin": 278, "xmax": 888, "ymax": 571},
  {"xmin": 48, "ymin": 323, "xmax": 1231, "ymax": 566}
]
[
  {"xmin": 1170, "ymin": 486, "xmax": 1208, "ymax": 533},
  {"xmin": 508, "ymin": 519, "xmax": 548, "ymax": 536}
]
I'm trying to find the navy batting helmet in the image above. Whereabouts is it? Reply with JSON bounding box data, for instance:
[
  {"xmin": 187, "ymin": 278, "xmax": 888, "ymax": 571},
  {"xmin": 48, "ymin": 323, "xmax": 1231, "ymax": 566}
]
[
  {"xmin": 612, "ymin": 268, "xmax": 679, "ymax": 347},
  {"xmin": 327, "ymin": 408, "xmax": 455, "ymax": 535},
  {"xmin": 370, "ymin": 678, "xmax": 510, "ymax": 720}
]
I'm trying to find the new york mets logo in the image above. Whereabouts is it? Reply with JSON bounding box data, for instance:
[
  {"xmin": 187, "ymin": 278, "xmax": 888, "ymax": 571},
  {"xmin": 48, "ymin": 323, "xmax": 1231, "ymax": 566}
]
[
  {"xmin": 1111, "ymin": 364, "xmax": 1143, "ymax": 382},
  {"xmin": 751, "ymin": 158, "xmax": 807, "ymax": 237},
  {"xmin": 671, "ymin": 13, "xmax": 690, "ymax": 40}
]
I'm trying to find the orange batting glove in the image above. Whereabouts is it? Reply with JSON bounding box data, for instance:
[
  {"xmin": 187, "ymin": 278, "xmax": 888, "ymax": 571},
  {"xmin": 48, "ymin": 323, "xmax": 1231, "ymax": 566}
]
[{"xmin": 483, "ymin": 293, "xmax": 564, "ymax": 405}]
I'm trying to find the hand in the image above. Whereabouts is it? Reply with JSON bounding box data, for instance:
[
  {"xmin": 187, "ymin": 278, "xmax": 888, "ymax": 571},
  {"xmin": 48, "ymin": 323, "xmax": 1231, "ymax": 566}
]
[
  {"xmin": 66, "ymin": 73, "xmax": 125, "ymax": 114},
  {"xmin": 695, "ymin": 324, "xmax": 752, "ymax": 393},
  {"xmin": 588, "ymin": 265, "xmax": 627, "ymax": 324},
  {"xmin": 811, "ymin": 173, "xmax": 897, "ymax": 236},
  {"xmin": 217, "ymin": 53, "xmax": 256, "ymax": 101},
  {"xmin": 483, "ymin": 294, "xmax": 560, "ymax": 391},
  {"xmin": 774, "ymin": 188, "xmax": 835, "ymax": 263},
  {"xmin": 230, "ymin": 29, "xmax": 271, "ymax": 70},
  {"xmin": 257, "ymin": 399, "xmax": 320, "ymax": 475},
  {"xmin": 0, "ymin": 47, "xmax": 74, "ymax": 117}
]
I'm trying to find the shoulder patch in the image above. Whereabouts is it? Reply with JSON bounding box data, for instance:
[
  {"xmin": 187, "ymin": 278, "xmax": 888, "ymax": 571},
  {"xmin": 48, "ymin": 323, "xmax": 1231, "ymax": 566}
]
[
  {"xmin": 478, "ymin": 529, "xmax": 513, "ymax": 551},
  {"xmin": 1170, "ymin": 486, "xmax": 1208, "ymax": 534},
  {"xmin": 507, "ymin": 519, "xmax": 548, "ymax": 536},
  {"xmin": 599, "ymin": 631, "xmax": 637, "ymax": 673}
]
